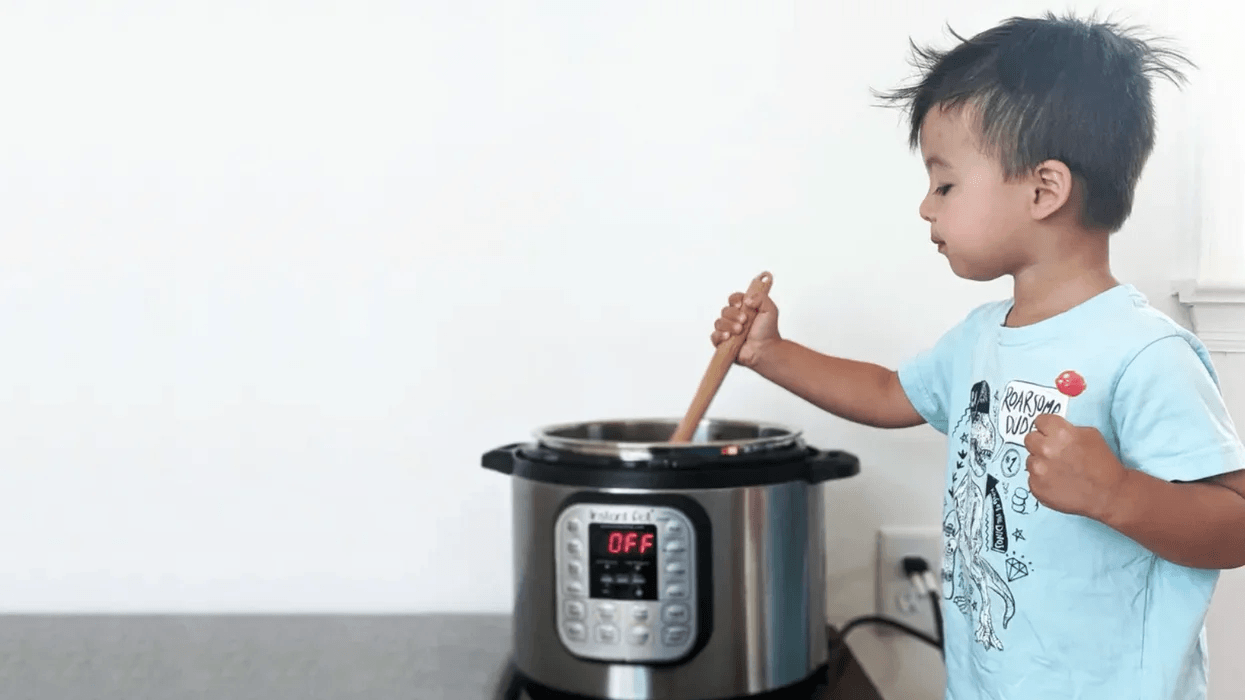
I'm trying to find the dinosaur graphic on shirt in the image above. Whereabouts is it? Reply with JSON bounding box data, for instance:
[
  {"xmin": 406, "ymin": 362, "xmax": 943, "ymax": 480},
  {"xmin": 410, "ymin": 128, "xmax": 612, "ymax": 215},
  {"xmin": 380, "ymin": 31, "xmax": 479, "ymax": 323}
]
[
  {"xmin": 943, "ymin": 457, "xmax": 1016, "ymax": 650},
  {"xmin": 942, "ymin": 372, "xmax": 1085, "ymax": 651}
]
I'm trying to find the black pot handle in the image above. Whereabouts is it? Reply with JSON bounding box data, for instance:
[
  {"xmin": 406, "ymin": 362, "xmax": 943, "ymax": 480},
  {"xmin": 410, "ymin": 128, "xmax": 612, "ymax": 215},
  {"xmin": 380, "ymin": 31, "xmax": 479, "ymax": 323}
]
[
  {"xmin": 804, "ymin": 449, "xmax": 860, "ymax": 483},
  {"xmin": 482, "ymin": 444, "xmax": 523, "ymax": 475}
]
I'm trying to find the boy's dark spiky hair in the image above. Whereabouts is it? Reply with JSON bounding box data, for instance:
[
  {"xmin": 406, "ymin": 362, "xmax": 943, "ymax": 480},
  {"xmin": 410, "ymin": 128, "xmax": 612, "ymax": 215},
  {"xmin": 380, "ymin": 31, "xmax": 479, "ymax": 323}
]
[{"xmin": 872, "ymin": 11, "xmax": 1195, "ymax": 233}]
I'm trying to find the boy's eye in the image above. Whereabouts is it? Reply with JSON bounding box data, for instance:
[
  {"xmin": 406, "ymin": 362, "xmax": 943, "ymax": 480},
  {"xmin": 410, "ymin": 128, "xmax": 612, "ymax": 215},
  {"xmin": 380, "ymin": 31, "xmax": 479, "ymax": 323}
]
[{"xmin": 936, "ymin": 184, "xmax": 953, "ymax": 195}]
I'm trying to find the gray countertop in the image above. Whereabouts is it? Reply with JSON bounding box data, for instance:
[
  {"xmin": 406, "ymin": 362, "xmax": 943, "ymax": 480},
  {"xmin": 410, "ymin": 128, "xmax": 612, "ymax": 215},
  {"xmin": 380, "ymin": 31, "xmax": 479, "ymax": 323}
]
[
  {"xmin": 0, "ymin": 614, "xmax": 881, "ymax": 700},
  {"xmin": 0, "ymin": 614, "xmax": 514, "ymax": 700}
]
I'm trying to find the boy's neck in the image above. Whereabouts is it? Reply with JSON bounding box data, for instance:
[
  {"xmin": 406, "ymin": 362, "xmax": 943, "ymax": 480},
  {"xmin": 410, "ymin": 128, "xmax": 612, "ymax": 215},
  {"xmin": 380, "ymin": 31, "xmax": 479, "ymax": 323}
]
[{"xmin": 1005, "ymin": 229, "xmax": 1118, "ymax": 328}]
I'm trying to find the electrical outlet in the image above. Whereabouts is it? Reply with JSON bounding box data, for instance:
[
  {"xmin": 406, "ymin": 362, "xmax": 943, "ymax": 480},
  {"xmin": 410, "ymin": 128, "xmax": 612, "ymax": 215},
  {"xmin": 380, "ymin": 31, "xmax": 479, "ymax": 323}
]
[{"xmin": 876, "ymin": 526, "xmax": 944, "ymax": 640}]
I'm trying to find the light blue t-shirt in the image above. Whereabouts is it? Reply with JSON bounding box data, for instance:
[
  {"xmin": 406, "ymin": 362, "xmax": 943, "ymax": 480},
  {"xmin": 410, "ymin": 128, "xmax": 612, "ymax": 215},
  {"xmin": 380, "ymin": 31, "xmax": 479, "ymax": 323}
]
[{"xmin": 898, "ymin": 284, "xmax": 1245, "ymax": 700}]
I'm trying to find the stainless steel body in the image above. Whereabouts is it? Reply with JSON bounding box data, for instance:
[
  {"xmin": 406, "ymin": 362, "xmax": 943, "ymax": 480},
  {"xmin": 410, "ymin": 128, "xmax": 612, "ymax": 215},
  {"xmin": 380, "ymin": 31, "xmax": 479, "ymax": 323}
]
[
  {"xmin": 482, "ymin": 418, "xmax": 858, "ymax": 700},
  {"xmin": 510, "ymin": 476, "xmax": 828, "ymax": 700}
]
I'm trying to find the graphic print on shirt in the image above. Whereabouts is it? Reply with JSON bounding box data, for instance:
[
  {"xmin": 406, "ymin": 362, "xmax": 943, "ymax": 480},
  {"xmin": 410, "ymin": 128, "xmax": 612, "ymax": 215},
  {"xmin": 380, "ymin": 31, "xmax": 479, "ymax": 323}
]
[
  {"xmin": 944, "ymin": 380, "xmax": 1015, "ymax": 650},
  {"xmin": 998, "ymin": 380, "xmax": 1071, "ymax": 445},
  {"xmin": 964, "ymin": 380, "xmax": 998, "ymax": 476},
  {"xmin": 943, "ymin": 468, "xmax": 1016, "ymax": 650},
  {"xmin": 942, "ymin": 372, "xmax": 1085, "ymax": 651}
]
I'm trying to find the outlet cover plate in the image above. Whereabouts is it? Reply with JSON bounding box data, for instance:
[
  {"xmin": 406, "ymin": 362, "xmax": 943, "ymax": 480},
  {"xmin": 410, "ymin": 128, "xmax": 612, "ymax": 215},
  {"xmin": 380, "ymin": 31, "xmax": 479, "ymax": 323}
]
[{"xmin": 876, "ymin": 526, "xmax": 944, "ymax": 640}]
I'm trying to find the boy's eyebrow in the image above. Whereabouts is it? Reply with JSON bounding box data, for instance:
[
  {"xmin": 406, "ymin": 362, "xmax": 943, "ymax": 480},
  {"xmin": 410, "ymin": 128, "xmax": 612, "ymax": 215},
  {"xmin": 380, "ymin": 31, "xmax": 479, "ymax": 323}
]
[{"xmin": 925, "ymin": 155, "xmax": 951, "ymax": 171}]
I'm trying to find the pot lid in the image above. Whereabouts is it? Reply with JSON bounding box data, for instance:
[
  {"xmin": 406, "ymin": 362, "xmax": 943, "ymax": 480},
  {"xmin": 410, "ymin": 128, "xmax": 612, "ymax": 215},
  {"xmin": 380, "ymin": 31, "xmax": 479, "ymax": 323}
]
[{"xmin": 533, "ymin": 418, "xmax": 802, "ymax": 462}]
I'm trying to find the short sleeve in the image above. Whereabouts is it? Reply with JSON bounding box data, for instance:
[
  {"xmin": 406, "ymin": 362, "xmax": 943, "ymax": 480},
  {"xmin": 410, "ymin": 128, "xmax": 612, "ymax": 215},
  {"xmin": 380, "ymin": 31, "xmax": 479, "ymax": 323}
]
[
  {"xmin": 897, "ymin": 306, "xmax": 985, "ymax": 435},
  {"xmin": 1112, "ymin": 335, "xmax": 1245, "ymax": 482}
]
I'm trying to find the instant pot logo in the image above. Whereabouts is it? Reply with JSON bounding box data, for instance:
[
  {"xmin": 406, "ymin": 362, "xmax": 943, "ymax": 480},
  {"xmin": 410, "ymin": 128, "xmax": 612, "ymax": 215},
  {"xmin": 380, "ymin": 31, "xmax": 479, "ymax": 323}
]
[{"xmin": 588, "ymin": 508, "xmax": 656, "ymax": 523}]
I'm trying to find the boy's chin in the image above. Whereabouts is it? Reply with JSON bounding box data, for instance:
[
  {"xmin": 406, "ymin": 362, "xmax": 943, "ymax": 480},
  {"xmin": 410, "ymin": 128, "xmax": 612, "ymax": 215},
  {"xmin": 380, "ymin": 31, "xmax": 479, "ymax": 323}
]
[{"xmin": 946, "ymin": 257, "xmax": 1006, "ymax": 282}]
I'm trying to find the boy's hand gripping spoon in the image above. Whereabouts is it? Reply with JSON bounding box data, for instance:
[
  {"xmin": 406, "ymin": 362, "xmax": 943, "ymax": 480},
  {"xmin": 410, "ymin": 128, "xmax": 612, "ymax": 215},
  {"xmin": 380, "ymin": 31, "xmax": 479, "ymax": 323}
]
[{"xmin": 668, "ymin": 272, "xmax": 773, "ymax": 444}]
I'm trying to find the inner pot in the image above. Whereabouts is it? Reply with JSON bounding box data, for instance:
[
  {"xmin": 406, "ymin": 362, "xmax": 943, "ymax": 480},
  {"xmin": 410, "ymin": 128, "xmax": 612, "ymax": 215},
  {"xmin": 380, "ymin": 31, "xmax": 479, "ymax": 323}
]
[{"xmin": 533, "ymin": 418, "xmax": 802, "ymax": 462}]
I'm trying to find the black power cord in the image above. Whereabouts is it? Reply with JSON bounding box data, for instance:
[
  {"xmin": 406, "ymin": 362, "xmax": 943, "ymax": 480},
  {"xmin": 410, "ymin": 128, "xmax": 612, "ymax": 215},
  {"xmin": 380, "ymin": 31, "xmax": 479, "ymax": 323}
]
[{"xmin": 839, "ymin": 555, "xmax": 944, "ymax": 658}]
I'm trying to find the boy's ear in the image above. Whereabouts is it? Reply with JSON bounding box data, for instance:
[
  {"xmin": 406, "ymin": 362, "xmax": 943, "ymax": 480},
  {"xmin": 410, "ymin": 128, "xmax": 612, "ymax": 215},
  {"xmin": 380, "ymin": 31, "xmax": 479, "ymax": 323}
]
[{"xmin": 1027, "ymin": 159, "xmax": 1075, "ymax": 221}]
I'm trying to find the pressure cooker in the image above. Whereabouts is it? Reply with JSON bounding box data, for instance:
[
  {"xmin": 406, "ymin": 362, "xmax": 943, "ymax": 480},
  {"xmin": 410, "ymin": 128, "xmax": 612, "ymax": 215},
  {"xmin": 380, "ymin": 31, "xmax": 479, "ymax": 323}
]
[{"xmin": 482, "ymin": 417, "xmax": 859, "ymax": 700}]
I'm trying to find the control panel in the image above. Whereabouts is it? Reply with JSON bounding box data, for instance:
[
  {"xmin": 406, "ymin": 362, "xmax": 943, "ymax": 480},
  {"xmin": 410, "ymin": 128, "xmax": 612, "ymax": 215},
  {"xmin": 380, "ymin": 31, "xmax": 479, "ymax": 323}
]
[{"xmin": 554, "ymin": 504, "xmax": 698, "ymax": 663}]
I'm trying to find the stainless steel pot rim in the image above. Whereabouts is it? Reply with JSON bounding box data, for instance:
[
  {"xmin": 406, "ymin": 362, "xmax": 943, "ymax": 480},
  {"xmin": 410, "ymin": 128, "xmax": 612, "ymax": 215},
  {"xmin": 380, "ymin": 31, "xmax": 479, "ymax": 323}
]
[{"xmin": 532, "ymin": 417, "xmax": 803, "ymax": 458}]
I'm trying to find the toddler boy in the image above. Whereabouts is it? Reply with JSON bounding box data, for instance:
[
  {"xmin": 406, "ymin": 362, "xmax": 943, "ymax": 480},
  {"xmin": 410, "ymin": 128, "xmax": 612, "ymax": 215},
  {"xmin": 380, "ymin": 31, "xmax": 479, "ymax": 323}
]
[{"xmin": 713, "ymin": 12, "xmax": 1245, "ymax": 700}]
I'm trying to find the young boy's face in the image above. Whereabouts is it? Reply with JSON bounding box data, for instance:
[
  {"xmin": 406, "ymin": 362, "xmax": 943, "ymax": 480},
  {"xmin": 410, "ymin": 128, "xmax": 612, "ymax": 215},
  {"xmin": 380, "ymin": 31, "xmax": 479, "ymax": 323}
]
[{"xmin": 917, "ymin": 104, "xmax": 1034, "ymax": 281}]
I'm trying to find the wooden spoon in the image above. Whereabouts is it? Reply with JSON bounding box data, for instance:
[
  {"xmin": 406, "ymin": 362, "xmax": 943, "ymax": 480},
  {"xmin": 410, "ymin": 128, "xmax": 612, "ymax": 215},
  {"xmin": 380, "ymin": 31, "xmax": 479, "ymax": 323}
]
[{"xmin": 668, "ymin": 271, "xmax": 773, "ymax": 443}]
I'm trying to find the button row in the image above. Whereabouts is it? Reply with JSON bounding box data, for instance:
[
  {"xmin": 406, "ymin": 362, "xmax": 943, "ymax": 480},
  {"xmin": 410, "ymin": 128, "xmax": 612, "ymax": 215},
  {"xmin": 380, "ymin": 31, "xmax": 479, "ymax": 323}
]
[
  {"xmin": 564, "ymin": 529, "xmax": 586, "ymax": 600},
  {"xmin": 660, "ymin": 521, "xmax": 689, "ymax": 604},
  {"xmin": 564, "ymin": 603, "xmax": 689, "ymax": 642},
  {"xmin": 566, "ymin": 602, "xmax": 655, "ymax": 622},
  {"xmin": 563, "ymin": 621, "xmax": 688, "ymax": 647}
]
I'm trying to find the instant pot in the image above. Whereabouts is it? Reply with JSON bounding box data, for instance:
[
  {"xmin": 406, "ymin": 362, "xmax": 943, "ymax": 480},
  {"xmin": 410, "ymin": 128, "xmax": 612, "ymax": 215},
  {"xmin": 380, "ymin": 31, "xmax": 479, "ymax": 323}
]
[{"xmin": 482, "ymin": 418, "xmax": 859, "ymax": 700}]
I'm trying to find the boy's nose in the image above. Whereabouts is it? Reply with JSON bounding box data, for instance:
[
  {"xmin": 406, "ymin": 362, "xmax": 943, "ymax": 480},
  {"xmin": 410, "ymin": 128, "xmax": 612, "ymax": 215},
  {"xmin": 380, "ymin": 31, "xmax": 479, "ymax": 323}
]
[{"xmin": 919, "ymin": 196, "xmax": 934, "ymax": 223}]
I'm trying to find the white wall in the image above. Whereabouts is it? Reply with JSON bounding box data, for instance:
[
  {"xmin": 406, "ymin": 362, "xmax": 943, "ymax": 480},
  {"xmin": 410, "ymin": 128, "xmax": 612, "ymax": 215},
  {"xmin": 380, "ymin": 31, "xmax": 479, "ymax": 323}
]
[
  {"xmin": 0, "ymin": 1, "xmax": 1239, "ymax": 699},
  {"xmin": 1205, "ymin": 356, "xmax": 1245, "ymax": 700}
]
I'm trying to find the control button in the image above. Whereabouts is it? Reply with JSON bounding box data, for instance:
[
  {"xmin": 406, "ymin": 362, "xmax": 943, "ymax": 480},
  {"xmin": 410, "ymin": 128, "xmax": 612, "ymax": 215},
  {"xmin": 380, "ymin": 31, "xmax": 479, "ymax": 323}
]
[
  {"xmin": 629, "ymin": 625, "xmax": 650, "ymax": 645},
  {"xmin": 566, "ymin": 581, "xmax": 585, "ymax": 597},
  {"xmin": 630, "ymin": 573, "xmax": 645, "ymax": 585},
  {"xmin": 633, "ymin": 587, "xmax": 645, "ymax": 598},
  {"xmin": 663, "ymin": 604, "xmax": 690, "ymax": 624},
  {"xmin": 565, "ymin": 601, "xmax": 586, "ymax": 621},
  {"xmin": 568, "ymin": 561, "xmax": 583, "ymax": 577},
  {"xmin": 664, "ymin": 540, "xmax": 685, "ymax": 553},
  {"xmin": 596, "ymin": 625, "xmax": 620, "ymax": 644},
  {"xmin": 567, "ymin": 539, "xmax": 583, "ymax": 556},
  {"xmin": 666, "ymin": 520, "xmax": 683, "ymax": 535},
  {"xmin": 662, "ymin": 626, "xmax": 690, "ymax": 646},
  {"xmin": 567, "ymin": 518, "xmax": 581, "ymax": 533},
  {"xmin": 597, "ymin": 604, "xmax": 617, "ymax": 622},
  {"xmin": 666, "ymin": 583, "xmax": 688, "ymax": 599},
  {"xmin": 600, "ymin": 574, "xmax": 614, "ymax": 585},
  {"xmin": 631, "ymin": 606, "xmax": 650, "ymax": 622},
  {"xmin": 665, "ymin": 561, "xmax": 687, "ymax": 576},
  {"xmin": 565, "ymin": 622, "xmax": 587, "ymax": 641}
]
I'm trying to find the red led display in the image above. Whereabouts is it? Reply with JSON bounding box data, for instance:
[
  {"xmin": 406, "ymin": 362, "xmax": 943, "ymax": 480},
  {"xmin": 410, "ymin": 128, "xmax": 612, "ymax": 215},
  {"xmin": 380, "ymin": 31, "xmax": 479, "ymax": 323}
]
[{"xmin": 605, "ymin": 530, "xmax": 655, "ymax": 555}]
